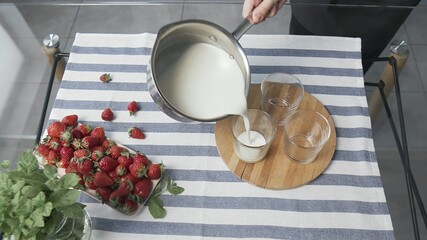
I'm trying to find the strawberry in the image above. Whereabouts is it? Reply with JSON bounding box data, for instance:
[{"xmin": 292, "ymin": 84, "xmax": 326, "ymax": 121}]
[
  {"xmin": 61, "ymin": 114, "xmax": 78, "ymax": 127},
  {"xmin": 128, "ymin": 127, "xmax": 145, "ymax": 139},
  {"xmin": 35, "ymin": 144, "xmax": 50, "ymax": 158},
  {"xmin": 129, "ymin": 162, "xmax": 147, "ymax": 179},
  {"xmin": 107, "ymin": 146, "xmax": 122, "ymax": 159},
  {"xmin": 99, "ymin": 73, "xmax": 112, "ymax": 83},
  {"xmin": 101, "ymin": 108, "xmax": 114, "ymax": 121},
  {"xmin": 98, "ymin": 156, "xmax": 119, "ymax": 173},
  {"xmin": 117, "ymin": 155, "xmax": 133, "ymax": 168},
  {"xmin": 47, "ymin": 121, "xmax": 67, "ymax": 139},
  {"xmin": 91, "ymin": 149, "xmax": 104, "ymax": 162},
  {"xmin": 71, "ymin": 128, "xmax": 83, "ymax": 139},
  {"xmin": 92, "ymin": 145, "xmax": 106, "ymax": 153},
  {"xmin": 122, "ymin": 200, "xmax": 138, "ymax": 214},
  {"xmin": 147, "ymin": 163, "xmax": 163, "ymax": 180},
  {"xmin": 46, "ymin": 150, "xmax": 59, "ymax": 166},
  {"xmin": 102, "ymin": 139, "xmax": 116, "ymax": 148},
  {"xmin": 127, "ymin": 101, "xmax": 138, "ymax": 116},
  {"xmin": 121, "ymin": 173, "xmax": 140, "ymax": 184},
  {"xmin": 44, "ymin": 137, "xmax": 61, "ymax": 151},
  {"xmin": 108, "ymin": 171, "xmax": 119, "ymax": 181},
  {"xmin": 82, "ymin": 136, "xmax": 99, "ymax": 149},
  {"xmin": 96, "ymin": 187, "xmax": 112, "ymax": 203},
  {"xmin": 77, "ymin": 159, "xmax": 94, "ymax": 177},
  {"xmin": 110, "ymin": 180, "xmax": 133, "ymax": 199},
  {"xmin": 93, "ymin": 171, "xmax": 114, "ymax": 187},
  {"xmin": 58, "ymin": 159, "xmax": 71, "ymax": 169},
  {"xmin": 73, "ymin": 149, "xmax": 90, "ymax": 159},
  {"xmin": 59, "ymin": 146, "xmax": 74, "ymax": 162},
  {"xmin": 133, "ymin": 178, "xmax": 153, "ymax": 200},
  {"xmin": 71, "ymin": 138, "xmax": 83, "ymax": 150},
  {"xmin": 84, "ymin": 177, "xmax": 97, "ymax": 190},
  {"xmin": 115, "ymin": 165, "xmax": 128, "ymax": 177},
  {"xmin": 91, "ymin": 127, "xmax": 106, "ymax": 143},
  {"xmin": 65, "ymin": 162, "xmax": 79, "ymax": 174},
  {"xmin": 133, "ymin": 153, "xmax": 150, "ymax": 166},
  {"xmin": 77, "ymin": 124, "xmax": 92, "ymax": 136}
]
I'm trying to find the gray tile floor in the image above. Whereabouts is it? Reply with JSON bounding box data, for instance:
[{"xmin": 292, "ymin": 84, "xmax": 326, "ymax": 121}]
[{"xmin": 0, "ymin": 2, "xmax": 426, "ymax": 239}]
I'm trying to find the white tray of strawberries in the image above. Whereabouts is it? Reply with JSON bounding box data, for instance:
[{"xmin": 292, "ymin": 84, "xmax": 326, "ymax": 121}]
[{"xmin": 34, "ymin": 113, "xmax": 177, "ymax": 216}]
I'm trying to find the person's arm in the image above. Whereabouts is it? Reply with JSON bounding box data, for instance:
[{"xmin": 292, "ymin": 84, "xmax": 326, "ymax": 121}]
[{"xmin": 242, "ymin": 0, "xmax": 287, "ymax": 23}]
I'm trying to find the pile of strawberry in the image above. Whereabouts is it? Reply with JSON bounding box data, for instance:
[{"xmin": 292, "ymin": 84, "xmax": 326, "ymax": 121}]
[{"xmin": 35, "ymin": 114, "xmax": 162, "ymax": 215}]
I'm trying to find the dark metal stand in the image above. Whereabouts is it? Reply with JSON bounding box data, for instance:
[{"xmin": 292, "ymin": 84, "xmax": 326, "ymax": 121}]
[
  {"xmin": 35, "ymin": 51, "xmax": 69, "ymax": 145},
  {"xmin": 365, "ymin": 57, "xmax": 427, "ymax": 240}
]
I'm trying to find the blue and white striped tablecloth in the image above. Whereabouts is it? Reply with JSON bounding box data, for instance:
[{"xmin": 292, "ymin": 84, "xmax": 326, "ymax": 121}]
[{"xmin": 48, "ymin": 33, "xmax": 394, "ymax": 239}]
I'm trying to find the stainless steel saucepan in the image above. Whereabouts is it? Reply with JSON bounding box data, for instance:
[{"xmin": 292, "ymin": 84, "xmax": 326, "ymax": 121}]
[{"xmin": 147, "ymin": 17, "xmax": 254, "ymax": 122}]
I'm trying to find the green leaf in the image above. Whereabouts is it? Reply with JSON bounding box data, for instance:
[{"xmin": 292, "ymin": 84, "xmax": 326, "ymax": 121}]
[
  {"xmin": 16, "ymin": 151, "xmax": 39, "ymax": 174},
  {"xmin": 43, "ymin": 209, "xmax": 62, "ymax": 235},
  {"xmin": 60, "ymin": 173, "xmax": 80, "ymax": 189},
  {"xmin": 152, "ymin": 176, "xmax": 170, "ymax": 197},
  {"xmin": 32, "ymin": 192, "xmax": 47, "ymax": 208},
  {"xmin": 57, "ymin": 202, "xmax": 86, "ymax": 219},
  {"xmin": 43, "ymin": 165, "xmax": 57, "ymax": 180},
  {"xmin": 21, "ymin": 185, "xmax": 41, "ymax": 199},
  {"xmin": 48, "ymin": 189, "xmax": 81, "ymax": 208},
  {"xmin": 167, "ymin": 182, "xmax": 185, "ymax": 195},
  {"xmin": 148, "ymin": 197, "xmax": 166, "ymax": 219},
  {"xmin": 0, "ymin": 160, "xmax": 10, "ymax": 170}
]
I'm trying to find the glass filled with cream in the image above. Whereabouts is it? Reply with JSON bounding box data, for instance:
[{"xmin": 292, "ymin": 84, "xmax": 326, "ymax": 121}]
[{"xmin": 231, "ymin": 109, "xmax": 276, "ymax": 163}]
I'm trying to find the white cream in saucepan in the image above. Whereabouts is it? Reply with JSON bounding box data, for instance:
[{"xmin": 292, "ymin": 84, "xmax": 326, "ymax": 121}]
[{"xmin": 157, "ymin": 42, "xmax": 264, "ymax": 145}]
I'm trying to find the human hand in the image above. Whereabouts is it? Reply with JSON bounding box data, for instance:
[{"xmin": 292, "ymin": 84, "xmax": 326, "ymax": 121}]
[{"xmin": 242, "ymin": 0, "xmax": 287, "ymax": 23}]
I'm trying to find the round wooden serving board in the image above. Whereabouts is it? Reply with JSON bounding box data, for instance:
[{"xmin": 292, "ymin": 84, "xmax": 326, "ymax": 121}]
[{"xmin": 215, "ymin": 84, "xmax": 336, "ymax": 190}]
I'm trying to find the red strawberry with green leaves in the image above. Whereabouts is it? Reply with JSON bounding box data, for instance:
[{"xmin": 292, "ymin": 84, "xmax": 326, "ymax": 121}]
[
  {"xmin": 117, "ymin": 155, "xmax": 133, "ymax": 168},
  {"xmin": 133, "ymin": 178, "xmax": 153, "ymax": 200},
  {"xmin": 147, "ymin": 163, "xmax": 163, "ymax": 180},
  {"xmin": 98, "ymin": 156, "xmax": 119, "ymax": 173},
  {"xmin": 122, "ymin": 200, "xmax": 138, "ymax": 214},
  {"xmin": 121, "ymin": 173, "xmax": 140, "ymax": 184},
  {"xmin": 85, "ymin": 177, "xmax": 97, "ymax": 190},
  {"xmin": 91, "ymin": 149, "xmax": 104, "ymax": 162},
  {"xmin": 108, "ymin": 171, "xmax": 119, "ymax": 182},
  {"xmin": 96, "ymin": 187, "xmax": 112, "ymax": 203},
  {"xmin": 100, "ymin": 73, "xmax": 112, "ymax": 83},
  {"xmin": 107, "ymin": 145, "xmax": 122, "ymax": 159},
  {"xmin": 110, "ymin": 180, "xmax": 133, "ymax": 199},
  {"xmin": 128, "ymin": 127, "xmax": 145, "ymax": 139},
  {"xmin": 74, "ymin": 149, "xmax": 90, "ymax": 159},
  {"xmin": 82, "ymin": 136, "xmax": 99, "ymax": 149},
  {"xmin": 47, "ymin": 121, "xmax": 67, "ymax": 139},
  {"xmin": 77, "ymin": 124, "xmax": 92, "ymax": 136},
  {"xmin": 115, "ymin": 165, "xmax": 128, "ymax": 177},
  {"xmin": 129, "ymin": 162, "xmax": 147, "ymax": 179},
  {"xmin": 71, "ymin": 138, "xmax": 83, "ymax": 150},
  {"xmin": 102, "ymin": 139, "xmax": 116, "ymax": 148},
  {"xmin": 61, "ymin": 114, "xmax": 78, "ymax": 127},
  {"xmin": 71, "ymin": 128, "xmax": 83, "ymax": 139},
  {"xmin": 46, "ymin": 150, "xmax": 59, "ymax": 166},
  {"xmin": 133, "ymin": 153, "xmax": 150, "ymax": 166},
  {"xmin": 127, "ymin": 101, "xmax": 138, "ymax": 116},
  {"xmin": 59, "ymin": 146, "xmax": 74, "ymax": 162},
  {"xmin": 58, "ymin": 159, "xmax": 71, "ymax": 169},
  {"xmin": 93, "ymin": 171, "xmax": 114, "ymax": 187},
  {"xmin": 91, "ymin": 127, "xmax": 106, "ymax": 143},
  {"xmin": 77, "ymin": 159, "xmax": 94, "ymax": 177},
  {"xmin": 101, "ymin": 108, "xmax": 114, "ymax": 121},
  {"xmin": 35, "ymin": 144, "xmax": 50, "ymax": 158}
]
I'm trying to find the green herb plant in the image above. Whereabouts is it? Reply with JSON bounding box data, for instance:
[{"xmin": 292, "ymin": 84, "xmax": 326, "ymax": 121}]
[
  {"xmin": 148, "ymin": 174, "xmax": 185, "ymax": 218},
  {"xmin": 0, "ymin": 151, "xmax": 86, "ymax": 240}
]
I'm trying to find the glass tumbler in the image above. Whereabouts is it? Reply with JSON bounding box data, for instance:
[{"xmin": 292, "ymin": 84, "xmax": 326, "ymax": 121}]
[
  {"xmin": 284, "ymin": 110, "xmax": 331, "ymax": 164},
  {"xmin": 261, "ymin": 73, "xmax": 304, "ymax": 126},
  {"xmin": 231, "ymin": 109, "xmax": 276, "ymax": 163}
]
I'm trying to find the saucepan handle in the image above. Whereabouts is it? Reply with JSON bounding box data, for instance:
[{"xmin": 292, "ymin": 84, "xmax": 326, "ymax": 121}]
[{"xmin": 232, "ymin": 8, "xmax": 257, "ymax": 40}]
